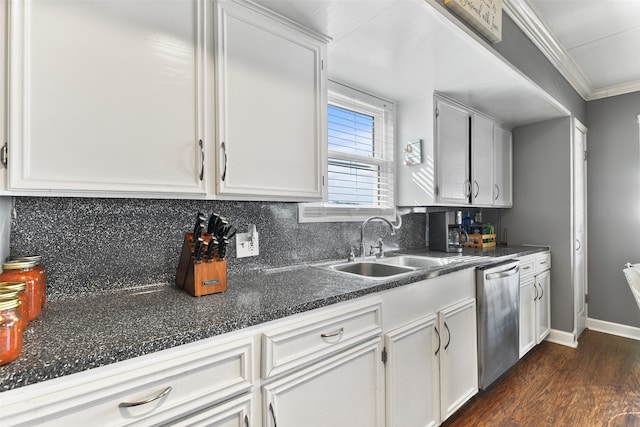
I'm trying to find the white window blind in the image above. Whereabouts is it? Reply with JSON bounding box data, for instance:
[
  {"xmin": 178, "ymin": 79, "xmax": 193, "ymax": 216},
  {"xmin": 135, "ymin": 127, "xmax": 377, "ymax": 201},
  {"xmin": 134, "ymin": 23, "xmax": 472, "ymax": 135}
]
[{"xmin": 299, "ymin": 81, "xmax": 395, "ymax": 222}]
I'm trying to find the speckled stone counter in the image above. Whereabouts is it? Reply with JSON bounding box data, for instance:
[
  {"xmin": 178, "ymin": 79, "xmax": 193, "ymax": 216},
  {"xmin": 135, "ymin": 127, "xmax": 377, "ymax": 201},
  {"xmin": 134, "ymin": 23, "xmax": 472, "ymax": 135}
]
[{"xmin": 0, "ymin": 246, "xmax": 547, "ymax": 393}]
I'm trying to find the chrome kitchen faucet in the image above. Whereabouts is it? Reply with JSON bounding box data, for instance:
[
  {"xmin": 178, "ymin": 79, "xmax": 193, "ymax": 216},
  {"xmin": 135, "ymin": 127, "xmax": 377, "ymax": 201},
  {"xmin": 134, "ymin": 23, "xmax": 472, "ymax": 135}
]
[{"xmin": 359, "ymin": 216, "xmax": 397, "ymax": 258}]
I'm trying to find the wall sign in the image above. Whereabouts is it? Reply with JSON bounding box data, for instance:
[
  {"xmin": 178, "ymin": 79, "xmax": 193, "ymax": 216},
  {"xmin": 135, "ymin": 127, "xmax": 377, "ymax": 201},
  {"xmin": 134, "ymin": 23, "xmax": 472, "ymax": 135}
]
[{"xmin": 445, "ymin": 0, "xmax": 502, "ymax": 43}]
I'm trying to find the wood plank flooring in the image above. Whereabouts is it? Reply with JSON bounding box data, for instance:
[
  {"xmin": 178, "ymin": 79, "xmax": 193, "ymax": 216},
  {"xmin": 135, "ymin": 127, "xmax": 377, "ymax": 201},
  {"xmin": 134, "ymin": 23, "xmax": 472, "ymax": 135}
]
[{"xmin": 443, "ymin": 329, "xmax": 640, "ymax": 427}]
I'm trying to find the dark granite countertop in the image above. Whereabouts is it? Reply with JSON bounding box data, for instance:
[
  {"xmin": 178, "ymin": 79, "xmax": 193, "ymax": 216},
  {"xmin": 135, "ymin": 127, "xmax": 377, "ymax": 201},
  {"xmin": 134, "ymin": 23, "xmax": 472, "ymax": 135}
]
[{"xmin": 0, "ymin": 246, "xmax": 547, "ymax": 393}]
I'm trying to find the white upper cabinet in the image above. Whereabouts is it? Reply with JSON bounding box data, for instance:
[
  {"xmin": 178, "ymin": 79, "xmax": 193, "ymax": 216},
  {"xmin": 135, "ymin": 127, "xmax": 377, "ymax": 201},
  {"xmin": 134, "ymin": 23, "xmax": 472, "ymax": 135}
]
[
  {"xmin": 471, "ymin": 114, "xmax": 494, "ymax": 206},
  {"xmin": 0, "ymin": 0, "xmax": 8, "ymax": 193},
  {"xmin": 7, "ymin": 0, "xmax": 208, "ymax": 196},
  {"xmin": 435, "ymin": 97, "xmax": 470, "ymax": 205},
  {"xmin": 493, "ymin": 126, "xmax": 513, "ymax": 207},
  {"xmin": 213, "ymin": 0, "xmax": 327, "ymax": 201}
]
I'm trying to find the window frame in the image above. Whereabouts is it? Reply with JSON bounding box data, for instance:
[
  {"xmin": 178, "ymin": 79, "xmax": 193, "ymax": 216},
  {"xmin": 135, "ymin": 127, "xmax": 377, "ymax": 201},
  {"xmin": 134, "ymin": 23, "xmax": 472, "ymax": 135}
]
[{"xmin": 299, "ymin": 81, "xmax": 396, "ymax": 223}]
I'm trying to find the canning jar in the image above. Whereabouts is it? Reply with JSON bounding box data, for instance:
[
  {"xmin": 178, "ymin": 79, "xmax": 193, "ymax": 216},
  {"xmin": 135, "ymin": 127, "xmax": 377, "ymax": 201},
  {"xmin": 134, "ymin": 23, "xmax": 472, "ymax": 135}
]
[
  {"xmin": 0, "ymin": 260, "xmax": 42, "ymax": 321},
  {"xmin": 14, "ymin": 256, "xmax": 47, "ymax": 307},
  {"xmin": 0, "ymin": 297, "xmax": 23, "ymax": 366},
  {"xmin": 0, "ymin": 283, "xmax": 28, "ymax": 330}
]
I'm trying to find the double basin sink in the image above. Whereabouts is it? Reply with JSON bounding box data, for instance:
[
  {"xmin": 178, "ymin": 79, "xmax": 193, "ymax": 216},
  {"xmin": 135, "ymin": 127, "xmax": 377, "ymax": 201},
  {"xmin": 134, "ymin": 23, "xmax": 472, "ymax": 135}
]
[{"xmin": 317, "ymin": 254, "xmax": 480, "ymax": 280}]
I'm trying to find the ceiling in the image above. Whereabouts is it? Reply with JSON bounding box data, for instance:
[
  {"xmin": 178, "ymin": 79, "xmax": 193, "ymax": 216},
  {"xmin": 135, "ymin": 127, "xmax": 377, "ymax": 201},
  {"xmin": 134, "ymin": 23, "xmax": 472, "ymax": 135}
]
[
  {"xmin": 253, "ymin": 0, "xmax": 570, "ymax": 127},
  {"xmin": 506, "ymin": 0, "xmax": 640, "ymax": 100}
]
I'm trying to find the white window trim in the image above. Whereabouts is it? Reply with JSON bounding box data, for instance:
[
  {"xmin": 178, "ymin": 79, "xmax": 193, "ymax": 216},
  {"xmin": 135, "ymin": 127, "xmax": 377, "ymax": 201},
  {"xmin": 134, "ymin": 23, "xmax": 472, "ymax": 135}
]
[{"xmin": 299, "ymin": 81, "xmax": 396, "ymax": 223}]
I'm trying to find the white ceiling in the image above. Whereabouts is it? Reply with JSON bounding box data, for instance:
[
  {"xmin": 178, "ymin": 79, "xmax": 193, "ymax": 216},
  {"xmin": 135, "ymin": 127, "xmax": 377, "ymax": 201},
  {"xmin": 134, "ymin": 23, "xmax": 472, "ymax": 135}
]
[
  {"xmin": 507, "ymin": 0, "xmax": 640, "ymax": 100},
  {"xmin": 253, "ymin": 0, "xmax": 569, "ymax": 126}
]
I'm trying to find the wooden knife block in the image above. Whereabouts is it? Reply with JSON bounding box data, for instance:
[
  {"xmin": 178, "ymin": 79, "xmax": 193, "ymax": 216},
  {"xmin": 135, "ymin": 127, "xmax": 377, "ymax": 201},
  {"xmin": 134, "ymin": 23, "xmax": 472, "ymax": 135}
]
[{"xmin": 176, "ymin": 233, "xmax": 228, "ymax": 297}]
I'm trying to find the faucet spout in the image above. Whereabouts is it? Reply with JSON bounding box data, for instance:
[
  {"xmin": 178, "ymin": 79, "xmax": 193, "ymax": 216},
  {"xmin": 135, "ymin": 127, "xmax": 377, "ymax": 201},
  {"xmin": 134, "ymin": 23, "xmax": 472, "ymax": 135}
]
[{"xmin": 359, "ymin": 216, "xmax": 397, "ymax": 258}]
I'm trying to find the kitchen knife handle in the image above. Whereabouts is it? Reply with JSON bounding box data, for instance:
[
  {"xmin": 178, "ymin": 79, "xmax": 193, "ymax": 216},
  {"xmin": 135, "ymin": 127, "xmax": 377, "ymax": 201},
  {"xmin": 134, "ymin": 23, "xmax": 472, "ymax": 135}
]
[
  {"xmin": 221, "ymin": 142, "xmax": 228, "ymax": 181},
  {"xmin": 444, "ymin": 322, "xmax": 451, "ymax": 350},
  {"xmin": 269, "ymin": 402, "xmax": 278, "ymax": 427},
  {"xmin": 119, "ymin": 386, "xmax": 172, "ymax": 408},
  {"xmin": 434, "ymin": 325, "xmax": 441, "ymax": 356},
  {"xmin": 198, "ymin": 139, "xmax": 204, "ymax": 181}
]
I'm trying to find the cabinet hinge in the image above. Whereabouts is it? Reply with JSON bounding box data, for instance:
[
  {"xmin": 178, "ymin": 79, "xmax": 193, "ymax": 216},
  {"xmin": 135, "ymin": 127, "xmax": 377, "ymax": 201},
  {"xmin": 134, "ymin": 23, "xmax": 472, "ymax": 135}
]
[
  {"xmin": 435, "ymin": 185, "xmax": 439, "ymax": 196},
  {"xmin": 322, "ymin": 175, "xmax": 325, "ymax": 186},
  {"xmin": 321, "ymin": 59, "xmax": 324, "ymax": 70},
  {"xmin": 583, "ymin": 150, "xmax": 588, "ymax": 161},
  {"xmin": 585, "ymin": 293, "xmax": 589, "ymax": 304},
  {"xmin": 381, "ymin": 347, "xmax": 387, "ymax": 364},
  {"xmin": 435, "ymin": 108, "xmax": 439, "ymax": 118},
  {"xmin": 1, "ymin": 142, "xmax": 7, "ymax": 168}
]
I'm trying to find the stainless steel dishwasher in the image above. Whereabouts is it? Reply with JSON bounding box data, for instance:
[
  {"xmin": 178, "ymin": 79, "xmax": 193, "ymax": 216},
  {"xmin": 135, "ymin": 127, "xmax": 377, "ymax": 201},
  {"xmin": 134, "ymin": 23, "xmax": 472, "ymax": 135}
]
[{"xmin": 476, "ymin": 259, "xmax": 520, "ymax": 390}]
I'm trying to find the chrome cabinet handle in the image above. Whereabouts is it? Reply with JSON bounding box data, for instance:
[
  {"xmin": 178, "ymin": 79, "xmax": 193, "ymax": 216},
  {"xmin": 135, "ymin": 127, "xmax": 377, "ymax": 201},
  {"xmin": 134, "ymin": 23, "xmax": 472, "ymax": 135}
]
[
  {"xmin": 320, "ymin": 327, "xmax": 344, "ymax": 339},
  {"xmin": 444, "ymin": 322, "xmax": 451, "ymax": 350},
  {"xmin": 221, "ymin": 142, "xmax": 228, "ymax": 181},
  {"xmin": 464, "ymin": 180, "xmax": 471, "ymax": 197},
  {"xmin": 523, "ymin": 266, "xmax": 531, "ymax": 271},
  {"xmin": 494, "ymin": 184, "xmax": 500, "ymax": 200},
  {"xmin": 198, "ymin": 139, "xmax": 204, "ymax": 181},
  {"xmin": 534, "ymin": 283, "xmax": 539, "ymax": 301},
  {"xmin": 486, "ymin": 265, "xmax": 519, "ymax": 279},
  {"xmin": 244, "ymin": 414, "xmax": 250, "ymax": 427},
  {"xmin": 119, "ymin": 386, "xmax": 172, "ymax": 408},
  {"xmin": 474, "ymin": 180, "xmax": 479, "ymax": 198},
  {"xmin": 538, "ymin": 283, "xmax": 544, "ymax": 300},
  {"xmin": 434, "ymin": 325, "xmax": 441, "ymax": 356},
  {"xmin": 576, "ymin": 239, "xmax": 582, "ymax": 251},
  {"xmin": 269, "ymin": 402, "xmax": 278, "ymax": 427}
]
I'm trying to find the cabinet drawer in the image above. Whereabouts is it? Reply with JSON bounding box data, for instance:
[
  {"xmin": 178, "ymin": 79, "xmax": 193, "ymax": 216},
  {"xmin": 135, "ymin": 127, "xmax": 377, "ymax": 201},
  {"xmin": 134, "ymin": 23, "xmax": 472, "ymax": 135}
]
[
  {"xmin": 519, "ymin": 259, "xmax": 535, "ymax": 279},
  {"xmin": 262, "ymin": 299, "xmax": 382, "ymax": 379},
  {"xmin": 1, "ymin": 338, "xmax": 254, "ymax": 426},
  {"xmin": 535, "ymin": 253, "xmax": 551, "ymax": 273}
]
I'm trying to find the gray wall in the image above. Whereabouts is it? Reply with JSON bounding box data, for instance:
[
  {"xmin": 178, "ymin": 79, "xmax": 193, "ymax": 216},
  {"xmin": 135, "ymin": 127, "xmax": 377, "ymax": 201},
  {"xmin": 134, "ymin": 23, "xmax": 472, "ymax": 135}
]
[
  {"xmin": 9, "ymin": 197, "xmax": 426, "ymax": 299},
  {"xmin": 586, "ymin": 92, "xmax": 640, "ymax": 327},
  {"xmin": 502, "ymin": 117, "xmax": 574, "ymax": 333}
]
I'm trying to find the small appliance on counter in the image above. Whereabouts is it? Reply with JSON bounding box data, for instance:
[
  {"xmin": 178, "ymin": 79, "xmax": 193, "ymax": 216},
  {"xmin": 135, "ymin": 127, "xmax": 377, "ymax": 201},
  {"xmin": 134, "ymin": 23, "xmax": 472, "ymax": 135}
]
[{"xmin": 428, "ymin": 211, "xmax": 468, "ymax": 253}]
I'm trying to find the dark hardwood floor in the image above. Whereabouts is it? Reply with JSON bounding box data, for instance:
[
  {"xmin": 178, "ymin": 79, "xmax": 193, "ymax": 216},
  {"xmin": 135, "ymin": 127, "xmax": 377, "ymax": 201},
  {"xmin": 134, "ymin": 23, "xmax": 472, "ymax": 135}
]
[{"xmin": 443, "ymin": 329, "xmax": 640, "ymax": 427}]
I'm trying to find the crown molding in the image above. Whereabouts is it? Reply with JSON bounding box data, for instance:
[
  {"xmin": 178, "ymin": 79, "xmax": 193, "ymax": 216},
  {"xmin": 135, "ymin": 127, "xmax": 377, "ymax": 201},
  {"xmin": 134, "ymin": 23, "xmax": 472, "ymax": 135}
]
[{"xmin": 503, "ymin": 0, "xmax": 640, "ymax": 101}]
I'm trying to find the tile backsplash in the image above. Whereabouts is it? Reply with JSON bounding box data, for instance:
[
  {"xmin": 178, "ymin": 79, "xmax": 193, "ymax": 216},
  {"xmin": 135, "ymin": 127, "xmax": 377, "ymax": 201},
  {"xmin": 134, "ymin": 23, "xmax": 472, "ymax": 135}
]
[{"xmin": 9, "ymin": 197, "xmax": 426, "ymax": 299}]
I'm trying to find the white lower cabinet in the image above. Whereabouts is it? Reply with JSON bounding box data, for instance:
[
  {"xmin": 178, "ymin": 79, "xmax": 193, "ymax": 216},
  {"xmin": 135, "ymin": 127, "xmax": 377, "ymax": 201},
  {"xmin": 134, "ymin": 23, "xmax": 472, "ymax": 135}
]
[
  {"xmin": 438, "ymin": 298, "xmax": 478, "ymax": 421},
  {"xmin": 262, "ymin": 338, "xmax": 385, "ymax": 427},
  {"xmin": 518, "ymin": 251, "xmax": 552, "ymax": 358},
  {"xmin": 171, "ymin": 393, "xmax": 253, "ymax": 427},
  {"xmin": 383, "ymin": 269, "xmax": 478, "ymax": 427},
  {"xmin": 385, "ymin": 315, "xmax": 440, "ymax": 427}
]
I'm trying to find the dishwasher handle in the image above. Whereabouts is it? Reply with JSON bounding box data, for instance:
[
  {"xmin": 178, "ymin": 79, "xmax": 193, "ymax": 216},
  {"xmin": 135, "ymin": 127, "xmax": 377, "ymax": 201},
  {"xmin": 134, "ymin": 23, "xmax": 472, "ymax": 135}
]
[{"xmin": 485, "ymin": 265, "xmax": 519, "ymax": 280}]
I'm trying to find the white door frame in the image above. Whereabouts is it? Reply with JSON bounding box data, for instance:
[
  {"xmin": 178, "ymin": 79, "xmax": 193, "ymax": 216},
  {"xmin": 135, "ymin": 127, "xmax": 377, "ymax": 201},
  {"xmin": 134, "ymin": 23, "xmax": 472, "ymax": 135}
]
[{"xmin": 573, "ymin": 118, "xmax": 588, "ymax": 341}]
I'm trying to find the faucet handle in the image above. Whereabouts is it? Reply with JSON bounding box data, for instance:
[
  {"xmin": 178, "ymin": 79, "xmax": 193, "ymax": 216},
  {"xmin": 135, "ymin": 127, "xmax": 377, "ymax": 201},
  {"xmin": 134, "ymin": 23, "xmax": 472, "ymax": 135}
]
[{"xmin": 347, "ymin": 247, "xmax": 356, "ymax": 262}]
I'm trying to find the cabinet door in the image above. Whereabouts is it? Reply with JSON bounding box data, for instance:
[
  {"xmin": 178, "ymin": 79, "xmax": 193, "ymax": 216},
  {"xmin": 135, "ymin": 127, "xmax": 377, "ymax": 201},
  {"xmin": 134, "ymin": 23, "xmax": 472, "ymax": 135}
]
[
  {"xmin": 215, "ymin": 1, "xmax": 326, "ymax": 201},
  {"xmin": 519, "ymin": 278, "xmax": 536, "ymax": 358},
  {"xmin": 471, "ymin": 114, "xmax": 494, "ymax": 206},
  {"xmin": 0, "ymin": 0, "xmax": 6, "ymax": 192},
  {"xmin": 385, "ymin": 314, "xmax": 440, "ymax": 427},
  {"xmin": 7, "ymin": 0, "xmax": 206, "ymax": 195},
  {"xmin": 170, "ymin": 393, "xmax": 252, "ymax": 427},
  {"xmin": 438, "ymin": 298, "xmax": 478, "ymax": 421},
  {"xmin": 263, "ymin": 338, "xmax": 384, "ymax": 427},
  {"xmin": 493, "ymin": 127, "xmax": 513, "ymax": 207},
  {"xmin": 435, "ymin": 97, "xmax": 470, "ymax": 205},
  {"xmin": 535, "ymin": 271, "xmax": 551, "ymax": 343}
]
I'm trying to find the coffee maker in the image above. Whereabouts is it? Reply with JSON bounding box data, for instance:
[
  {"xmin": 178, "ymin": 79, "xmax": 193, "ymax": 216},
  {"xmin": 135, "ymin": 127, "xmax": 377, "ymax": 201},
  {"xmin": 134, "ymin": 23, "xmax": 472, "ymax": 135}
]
[{"xmin": 428, "ymin": 211, "xmax": 468, "ymax": 253}]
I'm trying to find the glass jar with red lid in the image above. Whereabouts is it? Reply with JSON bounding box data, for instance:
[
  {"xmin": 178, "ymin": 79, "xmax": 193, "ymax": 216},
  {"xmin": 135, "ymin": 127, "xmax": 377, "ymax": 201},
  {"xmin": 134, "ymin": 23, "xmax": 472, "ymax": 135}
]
[
  {"xmin": 0, "ymin": 260, "xmax": 42, "ymax": 321},
  {"xmin": 0, "ymin": 297, "xmax": 23, "ymax": 366},
  {"xmin": 14, "ymin": 256, "xmax": 46, "ymax": 307},
  {"xmin": 0, "ymin": 283, "xmax": 28, "ymax": 330}
]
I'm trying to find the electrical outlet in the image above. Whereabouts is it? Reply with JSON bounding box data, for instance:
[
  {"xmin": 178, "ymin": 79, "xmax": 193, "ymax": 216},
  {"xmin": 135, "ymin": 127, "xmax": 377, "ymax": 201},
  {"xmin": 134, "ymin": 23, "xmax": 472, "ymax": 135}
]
[{"xmin": 236, "ymin": 225, "xmax": 259, "ymax": 258}]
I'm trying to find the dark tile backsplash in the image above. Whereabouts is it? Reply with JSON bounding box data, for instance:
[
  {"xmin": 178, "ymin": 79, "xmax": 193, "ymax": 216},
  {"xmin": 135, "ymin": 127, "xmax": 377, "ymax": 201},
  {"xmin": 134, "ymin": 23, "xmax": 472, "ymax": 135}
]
[{"xmin": 10, "ymin": 197, "xmax": 426, "ymax": 299}]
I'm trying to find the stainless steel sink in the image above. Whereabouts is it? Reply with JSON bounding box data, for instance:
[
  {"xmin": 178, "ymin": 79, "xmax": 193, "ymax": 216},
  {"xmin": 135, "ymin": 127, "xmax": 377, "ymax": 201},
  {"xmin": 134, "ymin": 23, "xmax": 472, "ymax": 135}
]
[
  {"xmin": 327, "ymin": 261, "xmax": 415, "ymax": 278},
  {"xmin": 380, "ymin": 255, "xmax": 454, "ymax": 269}
]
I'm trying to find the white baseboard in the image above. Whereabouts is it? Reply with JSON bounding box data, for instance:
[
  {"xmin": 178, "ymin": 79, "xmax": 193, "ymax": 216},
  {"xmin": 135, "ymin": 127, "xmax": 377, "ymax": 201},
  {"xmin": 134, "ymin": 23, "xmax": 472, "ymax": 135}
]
[
  {"xmin": 545, "ymin": 329, "xmax": 577, "ymax": 348},
  {"xmin": 587, "ymin": 318, "xmax": 640, "ymax": 341}
]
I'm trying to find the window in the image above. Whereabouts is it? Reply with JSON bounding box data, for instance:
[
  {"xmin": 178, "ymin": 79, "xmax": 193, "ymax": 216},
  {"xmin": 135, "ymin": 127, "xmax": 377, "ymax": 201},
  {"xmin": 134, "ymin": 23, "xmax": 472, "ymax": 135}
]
[{"xmin": 299, "ymin": 81, "xmax": 396, "ymax": 222}]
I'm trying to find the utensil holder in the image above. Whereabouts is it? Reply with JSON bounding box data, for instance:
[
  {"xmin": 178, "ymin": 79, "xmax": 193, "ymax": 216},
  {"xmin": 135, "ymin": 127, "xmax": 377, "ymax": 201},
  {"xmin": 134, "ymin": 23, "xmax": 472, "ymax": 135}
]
[{"xmin": 176, "ymin": 233, "xmax": 228, "ymax": 297}]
